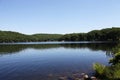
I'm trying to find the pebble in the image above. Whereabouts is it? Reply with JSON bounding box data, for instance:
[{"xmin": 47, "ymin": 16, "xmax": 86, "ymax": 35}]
[
  {"xmin": 72, "ymin": 73, "xmax": 81, "ymax": 78},
  {"xmin": 91, "ymin": 76, "xmax": 97, "ymax": 80},
  {"xmin": 58, "ymin": 76, "xmax": 67, "ymax": 80},
  {"xmin": 74, "ymin": 78, "xmax": 82, "ymax": 80},
  {"xmin": 84, "ymin": 75, "xmax": 89, "ymax": 79},
  {"xmin": 81, "ymin": 73, "xmax": 85, "ymax": 76},
  {"xmin": 48, "ymin": 72, "xmax": 98, "ymax": 80}
]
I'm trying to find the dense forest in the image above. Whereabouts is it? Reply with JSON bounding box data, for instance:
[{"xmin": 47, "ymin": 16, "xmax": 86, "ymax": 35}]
[
  {"xmin": 60, "ymin": 27, "xmax": 120, "ymax": 41},
  {"xmin": 0, "ymin": 31, "xmax": 33, "ymax": 42},
  {"xmin": 0, "ymin": 31, "xmax": 62, "ymax": 43},
  {"xmin": 31, "ymin": 34, "xmax": 62, "ymax": 41},
  {"xmin": 0, "ymin": 27, "xmax": 120, "ymax": 43}
]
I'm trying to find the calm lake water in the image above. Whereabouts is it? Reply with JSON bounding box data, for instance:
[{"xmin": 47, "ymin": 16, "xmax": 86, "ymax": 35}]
[{"xmin": 0, "ymin": 42, "xmax": 118, "ymax": 80}]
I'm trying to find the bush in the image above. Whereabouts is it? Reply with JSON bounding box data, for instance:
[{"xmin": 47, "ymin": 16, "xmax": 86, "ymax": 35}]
[
  {"xmin": 93, "ymin": 63, "xmax": 105, "ymax": 75},
  {"xmin": 93, "ymin": 63, "xmax": 120, "ymax": 79},
  {"xmin": 110, "ymin": 52, "xmax": 120, "ymax": 65},
  {"xmin": 93, "ymin": 49, "xmax": 120, "ymax": 80}
]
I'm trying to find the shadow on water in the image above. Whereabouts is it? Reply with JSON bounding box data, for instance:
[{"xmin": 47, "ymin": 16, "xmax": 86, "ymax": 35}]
[{"xmin": 0, "ymin": 42, "xmax": 119, "ymax": 56}]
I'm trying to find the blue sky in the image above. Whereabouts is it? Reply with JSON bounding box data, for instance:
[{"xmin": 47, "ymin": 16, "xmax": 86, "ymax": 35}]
[{"xmin": 0, "ymin": 0, "xmax": 120, "ymax": 34}]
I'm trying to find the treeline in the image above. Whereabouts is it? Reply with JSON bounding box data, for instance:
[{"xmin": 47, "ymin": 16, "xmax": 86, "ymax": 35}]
[
  {"xmin": 0, "ymin": 27, "xmax": 120, "ymax": 43},
  {"xmin": 0, "ymin": 31, "xmax": 62, "ymax": 43},
  {"xmin": 31, "ymin": 34, "xmax": 62, "ymax": 41},
  {"xmin": 0, "ymin": 31, "xmax": 33, "ymax": 42},
  {"xmin": 60, "ymin": 27, "xmax": 120, "ymax": 41}
]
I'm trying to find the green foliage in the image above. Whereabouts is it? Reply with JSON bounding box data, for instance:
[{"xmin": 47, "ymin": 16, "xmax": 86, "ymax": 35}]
[
  {"xmin": 110, "ymin": 51, "xmax": 120, "ymax": 65},
  {"xmin": 112, "ymin": 64, "xmax": 120, "ymax": 79},
  {"xmin": 94, "ymin": 63, "xmax": 120, "ymax": 79},
  {"xmin": 60, "ymin": 27, "xmax": 120, "ymax": 41},
  {"xmin": 93, "ymin": 47, "xmax": 120, "ymax": 80},
  {"xmin": 0, "ymin": 31, "xmax": 62, "ymax": 42},
  {"xmin": 0, "ymin": 31, "xmax": 34, "ymax": 42},
  {"xmin": 93, "ymin": 63, "xmax": 105, "ymax": 75},
  {"xmin": 32, "ymin": 34, "xmax": 62, "ymax": 41}
]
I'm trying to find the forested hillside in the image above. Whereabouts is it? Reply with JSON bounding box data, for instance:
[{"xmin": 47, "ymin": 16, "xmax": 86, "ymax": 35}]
[
  {"xmin": 0, "ymin": 27, "xmax": 120, "ymax": 43},
  {"xmin": 0, "ymin": 31, "xmax": 34, "ymax": 43},
  {"xmin": 32, "ymin": 34, "xmax": 62, "ymax": 41},
  {"xmin": 0, "ymin": 31, "xmax": 62, "ymax": 43},
  {"xmin": 60, "ymin": 27, "xmax": 120, "ymax": 41}
]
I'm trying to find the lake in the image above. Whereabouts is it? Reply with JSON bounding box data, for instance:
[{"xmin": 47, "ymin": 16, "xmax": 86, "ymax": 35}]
[{"xmin": 0, "ymin": 42, "xmax": 118, "ymax": 80}]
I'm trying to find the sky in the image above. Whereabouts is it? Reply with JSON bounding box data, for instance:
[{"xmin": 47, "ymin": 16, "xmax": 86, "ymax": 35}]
[{"xmin": 0, "ymin": 0, "xmax": 120, "ymax": 34}]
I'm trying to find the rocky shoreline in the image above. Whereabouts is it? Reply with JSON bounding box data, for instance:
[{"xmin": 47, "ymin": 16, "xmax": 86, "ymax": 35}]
[
  {"xmin": 58, "ymin": 73, "xmax": 97, "ymax": 80},
  {"xmin": 48, "ymin": 72, "xmax": 98, "ymax": 80}
]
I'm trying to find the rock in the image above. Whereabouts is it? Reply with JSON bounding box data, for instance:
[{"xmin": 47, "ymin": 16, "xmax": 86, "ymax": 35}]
[
  {"xmin": 81, "ymin": 73, "xmax": 85, "ymax": 76},
  {"xmin": 58, "ymin": 76, "xmax": 67, "ymax": 80},
  {"xmin": 91, "ymin": 76, "xmax": 97, "ymax": 80},
  {"xmin": 84, "ymin": 75, "xmax": 89, "ymax": 79},
  {"xmin": 74, "ymin": 78, "xmax": 82, "ymax": 80},
  {"xmin": 72, "ymin": 73, "xmax": 81, "ymax": 78}
]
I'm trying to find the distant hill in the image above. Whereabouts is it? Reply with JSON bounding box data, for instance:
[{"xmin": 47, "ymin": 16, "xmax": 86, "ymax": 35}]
[
  {"xmin": 0, "ymin": 31, "xmax": 62, "ymax": 43},
  {"xmin": 0, "ymin": 27, "xmax": 120, "ymax": 43},
  {"xmin": 0, "ymin": 31, "xmax": 33, "ymax": 43},
  {"xmin": 59, "ymin": 27, "xmax": 120, "ymax": 41},
  {"xmin": 32, "ymin": 34, "xmax": 62, "ymax": 41}
]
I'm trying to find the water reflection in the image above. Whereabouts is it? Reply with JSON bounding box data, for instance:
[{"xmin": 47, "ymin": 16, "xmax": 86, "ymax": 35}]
[
  {"xmin": 0, "ymin": 42, "xmax": 119, "ymax": 55},
  {"xmin": 0, "ymin": 42, "xmax": 119, "ymax": 80}
]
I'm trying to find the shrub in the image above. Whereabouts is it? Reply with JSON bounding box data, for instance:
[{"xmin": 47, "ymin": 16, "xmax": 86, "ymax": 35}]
[
  {"xmin": 110, "ymin": 52, "xmax": 120, "ymax": 65},
  {"xmin": 93, "ymin": 63, "xmax": 105, "ymax": 75}
]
